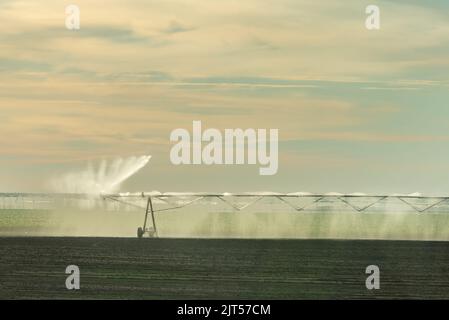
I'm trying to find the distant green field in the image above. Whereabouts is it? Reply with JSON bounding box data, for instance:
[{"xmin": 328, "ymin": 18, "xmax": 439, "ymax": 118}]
[
  {"xmin": 0, "ymin": 210, "xmax": 55, "ymax": 236},
  {"xmin": 0, "ymin": 209, "xmax": 141, "ymax": 237},
  {"xmin": 2, "ymin": 209, "xmax": 449, "ymax": 240}
]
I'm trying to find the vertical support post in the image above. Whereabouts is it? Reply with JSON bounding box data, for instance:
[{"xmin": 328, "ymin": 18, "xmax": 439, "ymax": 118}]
[
  {"xmin": 149, "ymin": 196, "xmax": 158, "ymax": 237},
  {"xmin": 143, "ymin": 196, "xmax": 151, "ymax": 231},
  {"xmin": 138, "ymin": 196, "xmax": 157, "ymax": 238}
]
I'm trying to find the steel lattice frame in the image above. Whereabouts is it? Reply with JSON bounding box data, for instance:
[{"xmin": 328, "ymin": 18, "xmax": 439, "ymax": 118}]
[
  {"xmin": 1, "ymin": 192, "xmax": 449, "ymax": 214},
  {"xmin": 102, "ymin": 193, "xmax": 449, "ymax": 214}
]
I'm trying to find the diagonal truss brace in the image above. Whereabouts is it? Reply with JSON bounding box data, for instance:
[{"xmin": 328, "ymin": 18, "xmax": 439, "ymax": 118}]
[
  {"xmin": 338, "ymin": 196, "xmax": 387, "ymax": 212},
  {"xmin": 217, "ymin": 196, "xmax": 263, "ymax": 211},
  {"xmin": 397, "ymin": 197, "xmax": 448, "ymax": 213},
  {"xmin": 275, "ymin": 196, "xmax": 324, "ymax": 212},
  {"xmin": 153, "ymin": 196, "xmax": 205, "ymax": 213}
]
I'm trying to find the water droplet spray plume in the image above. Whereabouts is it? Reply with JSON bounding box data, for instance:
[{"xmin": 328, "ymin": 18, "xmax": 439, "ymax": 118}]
[{"xmin": 52, "ymin": 155, "xmax": 151, "ymax": 194}]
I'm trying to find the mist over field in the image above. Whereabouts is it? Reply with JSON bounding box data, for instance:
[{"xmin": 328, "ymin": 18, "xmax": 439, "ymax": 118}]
[{"xmin": 2, "ymin": 208, "xmax": 449, "ymax": 241}]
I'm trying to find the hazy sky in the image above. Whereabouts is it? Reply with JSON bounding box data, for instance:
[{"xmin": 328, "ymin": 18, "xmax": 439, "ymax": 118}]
[{"xmin": 0, "ymin": 0, "xmax": 448, "ymax": 194}]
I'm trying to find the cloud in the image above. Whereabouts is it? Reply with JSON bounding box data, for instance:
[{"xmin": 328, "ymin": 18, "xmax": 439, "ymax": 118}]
[
  {"xmin": 0, "ymin": 58, "xmax": 52, "ymax": 72},
  {"xmin": 0, "ymin": 0, "xmax": 448, "ymax": 193},
  {"xmin": 162, "ymin": 20, "xmax": 194, "ymax": 34},
  {"xmin": 0, "ymin": 26, "xmax": 149, "ymax": 43},
  {"xmin": 0, "ymin": 0, "xmax": 447, "ymax": 80}
]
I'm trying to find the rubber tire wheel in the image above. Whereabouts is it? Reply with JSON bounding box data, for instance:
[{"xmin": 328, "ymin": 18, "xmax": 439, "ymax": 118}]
[{"xmin": 137, "ymin": 227, "xmax": 144, "ymax": 238}]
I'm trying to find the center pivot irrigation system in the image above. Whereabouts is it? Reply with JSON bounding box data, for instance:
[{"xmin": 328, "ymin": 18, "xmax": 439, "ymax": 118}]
[
  {"xmin": 2, "ymin": 192, "xmax": 449, "ymax": 238},
  {"xmin": 100, "ymin": 192, "xmax": 449, "ymax": 238}
]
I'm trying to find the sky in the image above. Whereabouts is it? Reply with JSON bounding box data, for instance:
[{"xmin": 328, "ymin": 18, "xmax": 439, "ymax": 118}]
[{"xmin": 0, "ymin": 0, "xmax": 448, "ymax": 194}]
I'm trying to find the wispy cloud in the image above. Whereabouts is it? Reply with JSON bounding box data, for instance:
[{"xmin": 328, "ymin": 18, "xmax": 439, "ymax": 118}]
[{"xmin": 0, "ymin": 0, "xmax": 448, "ymax": 192}]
